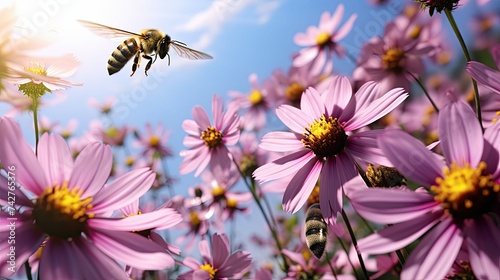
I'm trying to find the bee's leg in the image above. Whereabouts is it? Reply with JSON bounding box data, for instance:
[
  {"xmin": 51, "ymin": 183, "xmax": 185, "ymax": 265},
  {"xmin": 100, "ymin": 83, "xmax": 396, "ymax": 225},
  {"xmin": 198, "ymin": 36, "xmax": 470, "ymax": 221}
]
[
  {"xmin": 130, "ymin": 52, "xmax": 142, "ymax": 77},
  {"xmin": 142, "ymin": 54, "xmax": 153, "ymax": 76}
]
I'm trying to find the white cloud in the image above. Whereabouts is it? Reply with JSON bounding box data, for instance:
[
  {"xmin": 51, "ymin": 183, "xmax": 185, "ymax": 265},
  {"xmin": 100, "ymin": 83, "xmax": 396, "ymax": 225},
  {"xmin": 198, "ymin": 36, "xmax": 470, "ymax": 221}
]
[{"xmin": 177, "ymin": 0, "xmax": 281, "ymax": 49}]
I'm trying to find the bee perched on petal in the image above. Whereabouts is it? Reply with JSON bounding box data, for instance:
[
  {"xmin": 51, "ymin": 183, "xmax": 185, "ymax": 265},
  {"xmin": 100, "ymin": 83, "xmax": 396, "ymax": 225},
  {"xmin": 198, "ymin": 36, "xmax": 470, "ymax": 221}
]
[{"xmin": 78, "ymin": 20, "xmax": 212, "ymax": 76}]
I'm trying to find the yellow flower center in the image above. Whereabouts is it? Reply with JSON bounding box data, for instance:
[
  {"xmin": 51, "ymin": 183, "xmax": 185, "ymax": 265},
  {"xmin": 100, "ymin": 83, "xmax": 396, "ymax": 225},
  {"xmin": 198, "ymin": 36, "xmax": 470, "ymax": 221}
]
[
  {"xmin": 240, "ymin": 153, "xmax": 258, "ymax": 178},
  {"xmin": 302, "ymin": 115, "xmax": 347, "ymax": 158},
  {"xmin": 285, "ymin": 82, "xmax": 305, "ymax": 105},
  {"xmin": 33, "ymin": 182, "xmax": 93, "ymax": 239},
  {"xmin": 408, "ymin": 25, "xmax": 422, "ymax": 39},
  {"xmin": 106, "ymin": 127, "xmax": 118, "ymax": 138},
  {"xmin": 316, "ymin": 32, "xmax": 331, "ymax": 46},
  {"xmin": 365, "ymin": 164, "xmax": 406, "ymax": 188},
  {"xmin": 249, "ymin": 89, "xmax": 263, "ymax": 105},
  {"xmin": 437, "ymin": 51, "xmax": 451, "ymax": 65},
  {"xmin": 307, "ymin": 183, "xmax": 320, "ymax": 206},
  {"xmin": 404, "ymin": 4, "xmax": 418, "ymax": 17},
  {"xmin": 189, "ymin": 211, "xmax": 201, "ymax": 227},
  {"xmin": 200, "ymin": 263, "xmax": 217, "ymax": 279},
  {"xmin": 212, "ymin": 186, "xmax": 226, "ymax": 201},
  {"xmin": 382, "ymin": 48, "xmax": 405, "ymax": 73},
  {"xmin": 125, "ymin": 156, "xmax": 135, "ymax": 167},
  {"xmin": 431, "ymin": 162, "xmax": 500, "ymax": 220},
  {"xmin": 480, "ymin": 17, "xmax": 493, "ymax": 32},
  {"xmin": 18, "ymin": 64, "xmax": 51, "ymax": 99},
  {"xmin": 227, "ymin": 198, "xmax": 238, "ymax": 208},
  {"xmin": 149, "ymin": 135, "xmax": 160, "ymax": 147},
  {"xmin": 201, "ymin": 127, "xmax": 223, "ymax": 149}
]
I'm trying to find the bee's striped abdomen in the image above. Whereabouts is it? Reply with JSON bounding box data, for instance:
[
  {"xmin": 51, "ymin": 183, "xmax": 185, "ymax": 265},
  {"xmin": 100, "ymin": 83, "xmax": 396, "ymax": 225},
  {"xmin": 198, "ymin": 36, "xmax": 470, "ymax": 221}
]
[
  {"xmin": 107, "ymin": 38, "xmax": 139, "ymax": 75},
  {"xmin": 305, "ymin": 203, "xmax": 327, "ymax": 259}
]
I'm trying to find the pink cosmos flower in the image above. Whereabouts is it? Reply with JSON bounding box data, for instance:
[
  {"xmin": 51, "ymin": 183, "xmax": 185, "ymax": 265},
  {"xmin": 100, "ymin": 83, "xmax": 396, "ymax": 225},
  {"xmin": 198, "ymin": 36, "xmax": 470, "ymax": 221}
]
[
  {"xmin": 134, "ymin": 122, "xmax": 173, "ymax": 159},
  {"xmin": 350, "ymin": 101, "xmax": 500, "ymax": 279},
  {"xmin": 178, "ymin": 232, "xmax": 252, "ymax": 280},
  {"xmin": 0, "ymin": 117, "xmax": 177, "ymax": 279},
  {"xmin": 228, "ymin": 73, "xmax": 274, "ymax": 131},
  {"xmin": 466, "ymin": 44, "xmax": 500, "ymax": 95},
  {"xmin": 180, "ymin": 94, "xmax": 240, "ymax": 177},
  {"xmin": 253, "ymin": 76, "xmax": 407, "ymax": 224},
  {"xmin": 293, "ymin": 4, "xmax": 357, "ymax": 75}
]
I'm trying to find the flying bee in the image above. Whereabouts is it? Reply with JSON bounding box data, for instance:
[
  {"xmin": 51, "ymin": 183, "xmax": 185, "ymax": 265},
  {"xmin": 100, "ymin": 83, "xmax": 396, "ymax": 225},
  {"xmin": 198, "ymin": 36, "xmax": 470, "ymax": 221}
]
[
  {"xmin": 305, "ymin": 203, "xmax": 328, "ymax": 259},
  {"xmin": 78, "ymin": 20, "xmax": 213, "ymax": 76}
]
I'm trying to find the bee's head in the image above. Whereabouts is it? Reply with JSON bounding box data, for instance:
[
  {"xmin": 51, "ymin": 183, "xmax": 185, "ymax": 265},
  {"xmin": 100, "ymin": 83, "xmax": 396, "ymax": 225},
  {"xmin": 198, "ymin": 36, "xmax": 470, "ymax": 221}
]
[{"xmin": 157, "ymin": 35, "xmax": 171, "ymax": 59}]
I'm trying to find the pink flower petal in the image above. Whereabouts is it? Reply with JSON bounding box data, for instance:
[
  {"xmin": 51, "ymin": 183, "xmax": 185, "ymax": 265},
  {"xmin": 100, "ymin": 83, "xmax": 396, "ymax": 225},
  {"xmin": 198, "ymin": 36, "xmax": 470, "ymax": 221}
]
[
  {"xmin": 88, "ymin": 208, "xmax": 182, "ymax": 231},
  {"xmin": 192, "ymin": 105, "xmax": 211, "ymax": 129},
  {"xmin": 199, "ymin": 238, "xmax": 212, "ymax": 264},
  {"xmin": 283, "ymin": 157, "xmax": 322, "ymax": 214},
  {"xmin": 319, "ymin": 157, "xmax": 343, "ymax": 225},
  {"xmin": 182, "ymin": 119, "xmax": 200, "ymax": 136},
  {"xmin": 439, "ymin": 101, "xmax": 483, "ymax": 167},
  {"xmin": 0, "ymin": 175, "xmax": 33, "ymax": 207},
  {"xmin": 465, "ymin": 216, "xmax": 500, "ymax": 280},
  {"xmin": 466, "ymin": 61, "xmax": 500, "ymax": 94},
  {"xmin": 349, "ymin": 188, "xmax": 441, "ymax": 224},
  {"xmin": 212, "ymin": 94, "xmax": 224, "ymax": 129},
  {"xmin": 402, "ymin": 218, "xmax": 463, "ymax": 280},
  {"xmin": 70, "ymin": 142, "xmax": 112, "ymax": 198},
  {"xmin": 282, "ymin": 249, "xmax": 307, "ymax": 268},
  {"xmin": 293, "ymin": 47, "xmax": 319, "ymax": 67},
  {"xmin": 179, "ymin": 146, "xmax": 210, "ymax": 176},
  {"xmin": 321, "ymin": 7, "xmax": 342, "ymax": 33},
  {"xmin": 40, "ymin": 237, "xmax": 129, "ymax": 280},
  {"xmin": 212, "ymin": 233, "xmax": 230, "ymax": 269},
  {"xmin": 324, "ymin": 76, "xmax": 352, "ymax": 118},
  {"xmin": 260, "ymin": 132, "xmax": 304, "ymax": 152},
  {"xmin": 37, "ymin": 133, "xmax": 73, "ymax": 185},
  {"xmin": 253, "ymin": 149, "xmax": 314, "ymax": 183},
  {"xmin": 294, "ymin": 32, "xmax": 315, "ymax": 46},
  {"xmin": 217, "ymin": 251, "xmax": 252, "ymax": 277},
  {"xmin": 0, "ymin": 117, "xmax": 47, "ymax": 195},
  {"xmin": 357, "ymin": 211, "xmax": 442, "ymax": 254},
  {"xmin": 378, "ymin": 129, "xmax": 444, "ymax": 187},
  {"xmin": 332, "ymin": 13, "xmax": 357, "ymax": 41},
  {"xmin": 276, "ymin": 105, "xmax": 311, "ymax": 134},
  {"xmin": 300, "ymin": 87, "xmax": 325, "ymax": 118},
  {"xmin": 183, "ymin": 256, "xmax": 202, "ymax": 270},
  {"xmin": 91, "ymin": 167, "xmax": 154, "ymax": 213},
  {"xmin": 89, "ymin": 229, "xmax": 175, "ymax": 270},
  {"xmin": 483, "ymin": 121, "xmax": 500, "ymax": 179},
  {"xmin": 346, "ymin": 129, "xmax": 393, "ymax": 167}
]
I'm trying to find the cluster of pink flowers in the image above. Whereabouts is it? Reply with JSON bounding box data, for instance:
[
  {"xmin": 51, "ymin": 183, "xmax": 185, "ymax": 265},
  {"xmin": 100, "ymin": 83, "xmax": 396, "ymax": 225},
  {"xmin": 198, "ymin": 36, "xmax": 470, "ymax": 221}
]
[{"xmin": 1, "ymin": 1, "xmax": 499, "ymax": 279}]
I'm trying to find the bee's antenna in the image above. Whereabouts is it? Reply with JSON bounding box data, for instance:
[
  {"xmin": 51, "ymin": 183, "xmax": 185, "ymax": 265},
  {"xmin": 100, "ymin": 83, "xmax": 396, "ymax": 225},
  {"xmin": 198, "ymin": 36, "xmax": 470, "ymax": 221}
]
[
  {"xmin": 172, "ymin": 40, "xmax": 187, "ymax": 46},
  {"xmin": 167, "ymin": 53, "xmax": 171, "ymax": 66}
]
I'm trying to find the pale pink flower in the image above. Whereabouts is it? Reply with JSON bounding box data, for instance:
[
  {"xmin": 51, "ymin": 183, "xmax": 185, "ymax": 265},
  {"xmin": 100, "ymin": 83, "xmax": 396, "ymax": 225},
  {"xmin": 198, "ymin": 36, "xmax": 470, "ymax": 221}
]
[
  {"xmin": 253, "ymin": 76, "xmax": 407, "ymax": 224},
  {"xmin": 180, "ymin": 94, "xmax": 240, "ymax": 176},
  {"xmin": 134, "ymin": 122, "xmax": 173, "ymax": 159}
]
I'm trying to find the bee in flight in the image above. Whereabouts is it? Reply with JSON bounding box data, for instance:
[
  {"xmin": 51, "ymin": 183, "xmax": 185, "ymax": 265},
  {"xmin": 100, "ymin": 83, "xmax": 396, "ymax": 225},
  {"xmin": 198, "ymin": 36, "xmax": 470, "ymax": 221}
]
[
  {"xmin": 78, "ymin": 20, "xmax": 213, "ymax": 76},
  {"xmin": 305, "ymin": 203, "xmax": 328, "ymax": 259}
]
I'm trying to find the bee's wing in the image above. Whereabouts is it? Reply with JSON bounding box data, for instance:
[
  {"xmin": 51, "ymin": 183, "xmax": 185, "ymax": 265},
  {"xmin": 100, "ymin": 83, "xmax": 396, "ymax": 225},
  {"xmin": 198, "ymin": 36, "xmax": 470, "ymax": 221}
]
[
  {"xmin": 170, "ymin": 41, "xmax": 213, "ymax": 60},
  {"xmin": 78, "ymin": 20, "xmax": 144, "ymax": 39}
]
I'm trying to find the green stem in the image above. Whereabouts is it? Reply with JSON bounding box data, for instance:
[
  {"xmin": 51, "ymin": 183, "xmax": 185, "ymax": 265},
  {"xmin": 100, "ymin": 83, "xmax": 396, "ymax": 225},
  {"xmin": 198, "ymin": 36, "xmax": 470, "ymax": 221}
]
[
  {"xmin": 444, "ymin": 8, "xmax": 483, "ymax": 132},
  {"xmin": 230, "ymin": 157, "xmax": 289, "ymax": 272},
  {"xmin": 24, "ymin": 261, "xmax": 33, "ymax": 280},
  {"xmin": 342, "ymin": 209, "xmax": 369, "ymax": 279},
  {"xmin": 409, "ymin": 72, "xmax": 439, "ymax": 113},
  {"xmin": 32, "ymin": 98, "xmax": 40, "ymax": 156},
  {"xmin": 336, "ymin": 236, "xmax": 360, "ymax": 279}
]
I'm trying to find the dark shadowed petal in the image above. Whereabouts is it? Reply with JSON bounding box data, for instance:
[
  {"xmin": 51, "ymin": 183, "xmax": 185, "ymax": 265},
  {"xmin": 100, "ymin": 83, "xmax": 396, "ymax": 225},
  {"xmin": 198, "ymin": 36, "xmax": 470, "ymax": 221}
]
[
  {"xmin": 89, "ymin": 229, "xmax": 175, "ymax": 270},
  {"xmin": 465, "ymin": 216, "xmax": 500, "ymax": 280},
  {"xmin": 347, "ymin": 130, "xmax": 393, "ymax": 167},
  {"xmin": 217, "ymin": 251, "xmax": 253, "ymax": 277},
  {"xmin": 39, "ymin": 237, "xmax": 129, "ymax": 280},
  {"xmin": 439, "ymin": 101, "xmax": 483, "ymax": 167},
  {"xmin": 253, "ymin": 149, "xmax": 314, "ymax": 183},
  {"xmin": 91, "ymin": 167, "xmax": 154, "ymax": 213},
  {"xmin": 466, "ymin": 61, "xmax": 500, "ymax": 94},
  {"xmin": 482, "ymin": 121, "xmax": 500, "ymax": 178},
  {"xmin": 378, "ymin": 129, "xmax": 444, "ymax": 187},
  {"xmin": 276, "ymin": 104, "xmax": 311, "ymax": 134},
  {"xmin": 37, "ymin": 133, "xmax": 73, "ymax": 186},
  {"xmin": 88, "ymin": 208, "xmax": 182, "ymax": 231},
  {"xmin": 319, "ymin": 157, "xmax": 342, "ymax": 225},
  {"xmin": 300, "ymin": 87, "xmax": 325, "ymax": 118},
  {"xmin": 70, "ymin": 142, "xmax": 112, "ymax": 198},
  {"xmin": 324, "ymin": 75, "xmax": 352, "ymax": 118},
  {"xmin": 212, "ymin": 233, "xmax": 230, "ymax": 269},
  {"xmin": 193, "ymin": 270, "xmax": 212, "ymax": 280},
  {"xmin": 283, "ymin": 157, "xmax": 322, "ymax": 214},
  {"xmin": 349, "ymin": 188, "xmax": 440, "ymax": 224},
  {"xmin": 0, "ymin": 212, "xmax": 44, "ymax": 277},
  {"xmin": 357, "ymin": 211, "xmax": 442, "ymax": 254},
  {"xmin": 0, "ymin": 117, "xmax": 47, "ymax": 195},
  {"xmin": 402, "ymin": 218, "xmax": 463, "ymax": 280},
  {"xmin": 260, "ymin": 132, "xmax": 304, "ymax": 152}
]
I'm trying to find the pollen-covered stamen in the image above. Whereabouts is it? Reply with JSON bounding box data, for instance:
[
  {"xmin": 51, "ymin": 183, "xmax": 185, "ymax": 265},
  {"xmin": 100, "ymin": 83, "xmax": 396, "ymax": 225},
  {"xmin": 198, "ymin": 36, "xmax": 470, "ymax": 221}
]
[
  {"xmin": 33, "ymin": 182, "xmax": 93, "ymax": 239},
  {"xmin": 285, "ymin": 82, "xmax": 305, "ymax": 104},
  {"xmin": 149, "ymin": 135, "xmax": 160, "ymax": 147},
  {"xmin": 199, "ymin": 263, "xmax": 217, "ymax": 279},
  {"xmin": 431, "ymin": 162, "xmax": 500, "ymax": 220},
  {"xmin": 316, "ymin": 32, "xmax": 331, "ymax": 47},
  {"xmin": 18, "ymin": 63, "xmax": 51, "ymax": 99},
  {"xmin": 382, "ymin": 48, "xmax": 405, "ymax": 73},
  {"xmin": 249, "ymin": 89, "xmax": 263, "ymax": 105},
  {"xmin": 302, "ymin": 115, "xmax": 347, "ymax": 158},
  {"xmin": 189, "ymin": 211, "xmax": 201, "ymax": 228},
  {"xmin": 211, "ymin": 186, "xmax": 226, "ymax": 202},
  {"xmin": 226, "ymin": 198, "xmax": 238, "ymax": 209},
  {"xmin": 201, "ymin": 127, "xmax": 223, "ymax": 149},
  {"xmin": 366, "ymin": 164, "xmax": 406, "ymax": 188}
]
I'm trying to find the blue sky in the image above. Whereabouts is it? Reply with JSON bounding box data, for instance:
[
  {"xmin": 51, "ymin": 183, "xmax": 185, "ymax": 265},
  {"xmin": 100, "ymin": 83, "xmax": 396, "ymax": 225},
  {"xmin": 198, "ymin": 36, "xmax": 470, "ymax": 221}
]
[{"xmin": 2, "ymin": 0, "xmax": 500, "ymax": 273}]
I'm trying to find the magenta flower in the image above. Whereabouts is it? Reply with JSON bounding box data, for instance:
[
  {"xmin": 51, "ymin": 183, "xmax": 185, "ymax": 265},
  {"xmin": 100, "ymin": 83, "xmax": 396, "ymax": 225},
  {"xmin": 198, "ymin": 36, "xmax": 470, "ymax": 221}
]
[
  {"xmin": 253, "ymin": 76, "xmax": 407, "ymax": 224},
  {"xmin": 293, "ymin": 4, "xmax": 357, "ymax": 75},
  {"xmin": 466, "ymin": 44, "xmax": 500, "ymax": 95},
  {"xmin": 0, "ymin": 117, "xmax": 177, "ymax": 279},
  {"xmin": 350, "ymin": 101, "xmax": 500, "ymax": 280},
  {"xmin": 178, "ymin": 232, "xmax": 252, "ymax": 280},
  {"xmin": 180, "ymin": 94, "xmax": 240, "ymax": 177}
]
